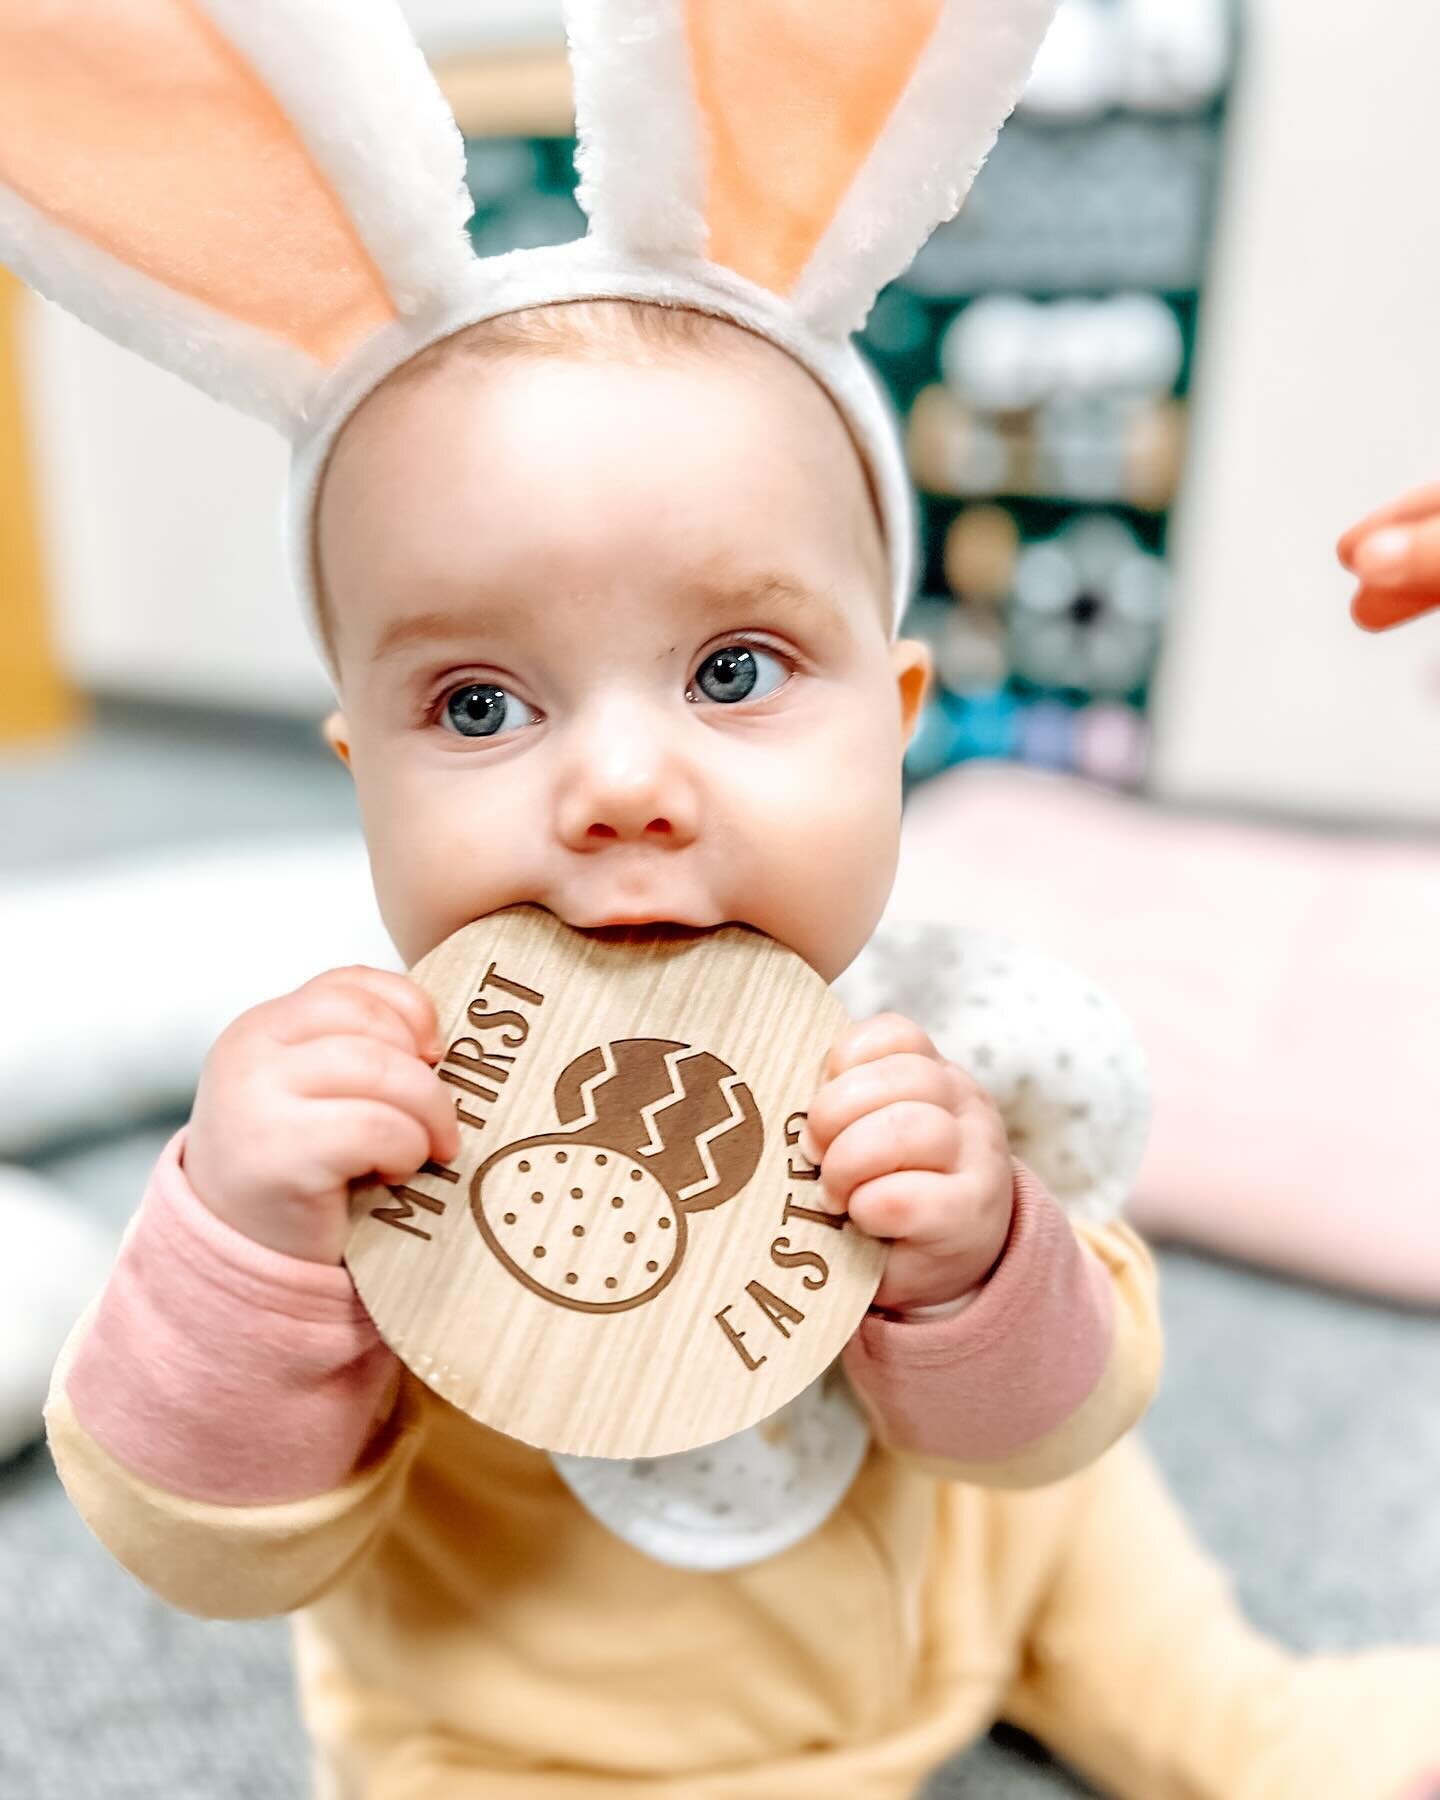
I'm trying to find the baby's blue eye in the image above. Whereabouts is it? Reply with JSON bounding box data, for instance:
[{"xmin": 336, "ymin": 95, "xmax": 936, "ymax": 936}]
[
  {"xmin": 441, "ymin": 683, "xmax": 535, "ymax": 739},
  {"xmin": 690, "ymin": 645, "xmax": 787, "ymax": 706}
]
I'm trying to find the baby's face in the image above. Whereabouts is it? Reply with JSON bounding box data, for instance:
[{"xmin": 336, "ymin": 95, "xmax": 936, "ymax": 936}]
[{"xmin": 318, "ymin": 328, "xmax": 929, "ymax": 983}]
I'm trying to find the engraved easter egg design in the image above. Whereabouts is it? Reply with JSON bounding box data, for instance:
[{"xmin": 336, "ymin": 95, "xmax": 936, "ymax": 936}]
[{"xmin": 471, "ymin": 1039, "xmax": 764, "ymax": 1313}]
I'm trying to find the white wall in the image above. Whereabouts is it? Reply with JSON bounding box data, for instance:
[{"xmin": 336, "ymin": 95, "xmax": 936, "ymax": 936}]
[
  {"xmin": 1149, "ymin": 0, "xmax": 1440, "ymax": 825},
  {"xmin": 22, "ymin": 303, "xmax": 331, "ymax": 714}
]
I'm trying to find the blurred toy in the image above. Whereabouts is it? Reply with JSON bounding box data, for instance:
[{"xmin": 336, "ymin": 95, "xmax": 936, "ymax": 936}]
[
  {"xmin": 1022, "ymin": 0, "xmax": 1114, "ymax": 119},
  {"xmin": 1073, "ymin": 699, "xmax": 1150, "ymax": 784},
  {"xmin": 1022, "ymin": 0, "xmax": 1230, "ymax": 119},
  {"xmin": 913, "ymin": 292, "xmax": 1185, "ymax": 507},
  {"xmin": 1116, "ymin": 0, "xmax": 1231, "ymax": 113},
  {"xmin": 933, "ymin": 505, "xmax": 1018, "ymax": 692},
  {"xmin": 1009, "ymin": 514, "xmax": 1168, "ymax": 694}
]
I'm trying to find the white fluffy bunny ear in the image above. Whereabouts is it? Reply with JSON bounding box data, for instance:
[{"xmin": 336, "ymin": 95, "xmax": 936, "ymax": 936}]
[
  {"xmin": 0, "ymin": 0, "xmax": 475, "ymax": 432},
  {"xmin": 569, "ymin": 0, "xmax": 1059, "ymax": 339}
]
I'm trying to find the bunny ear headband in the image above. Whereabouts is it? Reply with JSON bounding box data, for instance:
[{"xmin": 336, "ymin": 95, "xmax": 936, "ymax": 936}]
[{"xmin": 0, "ymin": 0, "xmax": 1057, "ymax": 660}]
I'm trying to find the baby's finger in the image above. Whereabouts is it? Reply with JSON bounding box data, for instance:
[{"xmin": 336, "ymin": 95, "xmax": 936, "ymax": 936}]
[
  {"xmin": 1351, "ymin": 583, "xmax": 1440, "ymax": 633},
  {"xmin": 955, "ymin": 1099, "xmax": 1010, "ymax": 1172},
  {"xmin": 945, "ymin": 1061, "xmax": 995, "ymax": 1113},
  {"xmin": 846, "ymin": 1169, "xmax": 963, "ymax": 1245},
  {"xmin": 820, "ymin": 1100, "xmax": 958, "ymax": 1207},
  {"xmin": 1337, "ymin": 480, "xmax": 1440, "ymax": 565},
  {"xmin": 262, "ymin": 983, "xmax": 421, "ymax": 1059},
  {"xmin": 304, "ymin": 1099, "xmax": 435, "ymax": 1189},
  {"xmin": 824, "ymin": 1013, "xmax": 940, "ymax": 1081},
  {"xmin": 1347, "ymin": 514, "xmax": 1440, "ymax": 592},
  {"xmin": 288, "ymin": 1037, "xmax": 459, "ymax": 1164},
  {"xmin": 289, "ymin": 967, "xmax": 441, "ymax": 1059},
  {"xmin": 807, "ymin": 1053, "xmax": 960, "ymax": 1160}
]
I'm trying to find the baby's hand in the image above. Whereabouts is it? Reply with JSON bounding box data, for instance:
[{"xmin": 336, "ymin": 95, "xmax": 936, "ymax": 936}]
[
  {"xmin": 804, "ymin": 1014, "xmax": 1014, "ymax": 1315},
  {"xmin": 184, "ymin": 967, "xmax": 460, "ymax": 1265}
]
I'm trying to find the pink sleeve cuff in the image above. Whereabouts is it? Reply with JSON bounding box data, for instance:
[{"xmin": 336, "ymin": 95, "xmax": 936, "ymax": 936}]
[
  {"xmin": 65, "ymin": 1131, "xmax": 401, "ymax": 1505},
  {"xmin": 842, "ymin": 1162, "xmax": 1115, "ymax": 1465}
]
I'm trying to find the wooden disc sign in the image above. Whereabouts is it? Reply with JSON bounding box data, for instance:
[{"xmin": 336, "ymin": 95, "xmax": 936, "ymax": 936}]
[{"xmin": 346, "ymin": 907, "xmax": 885, "ymax": 1459}]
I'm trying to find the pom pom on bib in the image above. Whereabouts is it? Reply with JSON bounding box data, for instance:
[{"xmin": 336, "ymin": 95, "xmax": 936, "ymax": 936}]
[{"xmin": 834, "ymin": 918, "xmax": 1152, "ymax": 1225}]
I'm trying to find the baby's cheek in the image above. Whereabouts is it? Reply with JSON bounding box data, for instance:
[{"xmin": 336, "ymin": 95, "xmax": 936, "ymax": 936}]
[
  {"xmin": 355, "ymin": 768, "xmax": 506, "ymax": 965},
  {"xmin": 757, "ymin": 765, "xmax": 901, "ymax": 982}
]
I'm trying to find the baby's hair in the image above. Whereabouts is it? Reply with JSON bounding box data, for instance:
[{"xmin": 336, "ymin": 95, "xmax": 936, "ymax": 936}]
[
  {"xmin": 312, "ymin": 298, "xmax": 887, "ymax": 663},
  {"xmin": 386, "ymin": 297, "xmax": 738, "ymax": 385}
]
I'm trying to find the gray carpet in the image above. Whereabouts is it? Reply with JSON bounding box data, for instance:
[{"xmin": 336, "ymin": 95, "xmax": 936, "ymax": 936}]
[{"xmin": 4, "ymin": 711, "xmax": 1438, "ymax": 1798}]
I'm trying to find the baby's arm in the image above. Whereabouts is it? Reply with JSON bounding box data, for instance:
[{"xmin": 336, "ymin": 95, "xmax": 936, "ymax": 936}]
[
  {"xmin": 840, "ymin": 1179, "xmax": 1158, "ymax": 1489},
  {"xmin": 809, "ymin": 982, "xmax": 1160, "ymax": 1488},
  {"xmin": 46, "ymin": 967, "xmax": 457, "ymax": 1618},
  {"xmin": 63, "ymin": 1129, "xmax": 400, "ymax": 1505}
]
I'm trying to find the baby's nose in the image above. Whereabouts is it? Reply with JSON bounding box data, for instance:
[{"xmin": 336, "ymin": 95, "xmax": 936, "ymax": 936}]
[
  {"xmin": 556, "ymin": 737, "xmax": 699, "ymax": 851},
  {"xmin": 587, "ymin": 813, "xmax": 676, "ymax": 844}
]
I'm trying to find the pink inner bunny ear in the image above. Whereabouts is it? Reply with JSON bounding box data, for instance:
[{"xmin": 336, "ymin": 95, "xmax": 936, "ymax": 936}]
[
  {"xmin": 684, "ymin": 0, "xmax": 944, "ymax": 297},
  {"xmin": 0, "ymin": 0, "xmax": 396, "ymax": 367}
]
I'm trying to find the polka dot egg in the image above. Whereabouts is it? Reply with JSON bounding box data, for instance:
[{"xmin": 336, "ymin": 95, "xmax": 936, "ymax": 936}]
[{"xmin": 473, "ymin": 1142, "xmax": 686, "ymax": 1311}]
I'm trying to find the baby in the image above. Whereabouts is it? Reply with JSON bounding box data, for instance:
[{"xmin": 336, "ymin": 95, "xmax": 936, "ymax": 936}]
[
  {"xmin": 10, "ymin": 0, "xmax": 1436, "ymax": 1789},
  {"xmin": 48, "ymin": 299, "xmax": 1440, "ymax": 1799}
]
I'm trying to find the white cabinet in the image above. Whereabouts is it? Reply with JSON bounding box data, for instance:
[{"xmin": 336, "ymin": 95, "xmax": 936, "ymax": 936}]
[{"xmin": 1148, "ymin": 0, "xmax": 1440, "ymax": 826}]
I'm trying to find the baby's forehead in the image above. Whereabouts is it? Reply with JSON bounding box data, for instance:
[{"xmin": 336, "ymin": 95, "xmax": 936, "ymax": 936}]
[
  {"xmin": 354, "ymin": 303, "xmax": 884, "ymax": 521},
  {"xmin": 317, "ymin": 317, "xmax": 890, "ymax": 662}
]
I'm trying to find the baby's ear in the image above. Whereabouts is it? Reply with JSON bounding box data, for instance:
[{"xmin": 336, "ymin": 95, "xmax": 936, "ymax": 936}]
[
  {"xmin": 891, "ymin": 640, "xmax": 933, "ymax": 746},
  {"xmin": 322, "ymin": 712, "xmax": 352, "ymax": 769}
]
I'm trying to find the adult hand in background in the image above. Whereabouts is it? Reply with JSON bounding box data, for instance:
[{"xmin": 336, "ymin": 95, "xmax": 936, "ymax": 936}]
[{"xmin": 1337, "ymin": 481, "xmax": 1440, "ymax": 631}]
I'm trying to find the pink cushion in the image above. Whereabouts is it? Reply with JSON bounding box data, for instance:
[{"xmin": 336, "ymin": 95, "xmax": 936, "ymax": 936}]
[{"xmin": 891, "ymin": 765, "xmax": 1440, "ymax": 1303}]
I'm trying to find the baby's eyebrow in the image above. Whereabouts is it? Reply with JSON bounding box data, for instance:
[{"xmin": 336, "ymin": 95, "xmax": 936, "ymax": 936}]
[
  {"xmin": 683, "ymin": 565, "xmax": 833, "ymax": 628},
  {"xmin": 370, "ymin": 607, "xmax": 502, "ymax": 663},
  {"xmin": 368, "ymin": 568, "xmax": 834, "ymax": 665}
]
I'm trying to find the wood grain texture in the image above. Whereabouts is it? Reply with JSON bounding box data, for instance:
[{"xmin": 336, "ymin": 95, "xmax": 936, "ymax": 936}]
[{"xmin": 347, "ymin": 907, "xmax": 884, "ymax": 1458}]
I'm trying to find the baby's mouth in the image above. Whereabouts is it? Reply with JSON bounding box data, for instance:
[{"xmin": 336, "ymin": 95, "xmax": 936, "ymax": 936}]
[{"xmin": 571, "ymin": 919, "xmax": 717, "ymax": 946}]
